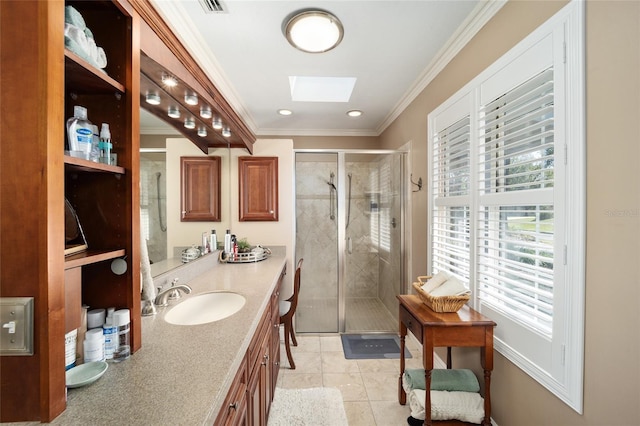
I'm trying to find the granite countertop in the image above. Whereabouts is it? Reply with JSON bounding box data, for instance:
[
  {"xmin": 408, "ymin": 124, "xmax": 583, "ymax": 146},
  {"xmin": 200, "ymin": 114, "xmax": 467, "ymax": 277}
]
[{"xmin": 48, "ymin": 252, "xmax": 286, "ymax": 425}]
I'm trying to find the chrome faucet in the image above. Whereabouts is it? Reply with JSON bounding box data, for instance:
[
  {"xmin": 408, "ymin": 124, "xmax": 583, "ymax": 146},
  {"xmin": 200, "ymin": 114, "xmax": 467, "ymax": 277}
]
[{"xmin": 154, "ymin": 278, "xmax": 192, "ymax": 306}]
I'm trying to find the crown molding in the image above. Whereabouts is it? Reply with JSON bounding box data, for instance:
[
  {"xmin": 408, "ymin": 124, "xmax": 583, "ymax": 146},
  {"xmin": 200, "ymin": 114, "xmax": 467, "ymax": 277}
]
[{"xmin": 376, "ymin": 0, "xmax": 507, "ymax": 135}]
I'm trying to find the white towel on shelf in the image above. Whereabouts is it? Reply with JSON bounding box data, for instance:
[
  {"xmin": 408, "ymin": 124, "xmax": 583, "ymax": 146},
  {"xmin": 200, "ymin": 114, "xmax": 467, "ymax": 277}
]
[
  {"xmin": 429, "ymin": 276, "xmax": 469, "ymax": 297},
  {"xmin": 140, "ymin": 225, "xmax": 156, "ymax": 302},
  {"xmin": 408, "ymin": 389, "xmax": 485, "ymax": 424},
  {"xmin": 421, "ymin": 271, "xmax": 450, "ymax": 293}
]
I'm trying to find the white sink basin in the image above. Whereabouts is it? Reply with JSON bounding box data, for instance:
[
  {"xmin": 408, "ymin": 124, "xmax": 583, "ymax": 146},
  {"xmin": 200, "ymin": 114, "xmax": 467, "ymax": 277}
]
[{"xmin": 164, "ymin": 292, "xmax": 246, "ymax": 326}]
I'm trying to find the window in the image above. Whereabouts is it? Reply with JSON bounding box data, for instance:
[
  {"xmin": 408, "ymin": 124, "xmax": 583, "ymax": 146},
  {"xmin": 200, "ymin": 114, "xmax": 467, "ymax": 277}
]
[{"xmin": 428, "ymin": 1, "xmax": 585, "ymax": 412}]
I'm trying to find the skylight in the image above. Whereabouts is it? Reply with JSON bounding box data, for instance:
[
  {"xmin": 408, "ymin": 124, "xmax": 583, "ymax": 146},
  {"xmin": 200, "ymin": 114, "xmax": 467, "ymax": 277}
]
[{"xmin": 289, "ymin": 76, "xmax": 356, "ymax": 102}]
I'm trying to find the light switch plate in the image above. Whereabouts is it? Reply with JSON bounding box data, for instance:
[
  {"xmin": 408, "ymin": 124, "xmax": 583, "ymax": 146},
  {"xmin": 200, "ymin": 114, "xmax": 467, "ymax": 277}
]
[{"xmin": 0, "ymin": 297, "xmax": 34, "ymax": 356}]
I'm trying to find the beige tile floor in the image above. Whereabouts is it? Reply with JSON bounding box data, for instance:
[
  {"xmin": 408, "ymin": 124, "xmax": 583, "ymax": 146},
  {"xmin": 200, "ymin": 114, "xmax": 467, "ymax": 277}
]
[{"xmin": 276, "ymin": 334, "xmax": 426, "ymax": 426}]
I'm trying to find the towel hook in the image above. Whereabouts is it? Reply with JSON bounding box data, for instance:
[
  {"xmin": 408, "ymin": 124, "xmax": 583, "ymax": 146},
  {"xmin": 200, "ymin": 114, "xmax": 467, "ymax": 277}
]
[{"xmin": 411, "ymin": 174, "xmax": 423, "ymax": 192}]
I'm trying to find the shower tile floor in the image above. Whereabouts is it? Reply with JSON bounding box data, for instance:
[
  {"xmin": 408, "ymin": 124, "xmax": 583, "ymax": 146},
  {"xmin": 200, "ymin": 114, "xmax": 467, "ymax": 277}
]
[
  {"xmin": 296, "ymin": 297, "xmax": 398, "ymax": 333},
  {"xmin": 276, "ymin": 334, "xmax": 425, "ymax": 425}
]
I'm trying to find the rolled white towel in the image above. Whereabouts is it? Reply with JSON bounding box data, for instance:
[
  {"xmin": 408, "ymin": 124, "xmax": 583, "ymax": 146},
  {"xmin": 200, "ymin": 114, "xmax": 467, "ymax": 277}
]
[
  {"xmin": 408, "ymin": 389, "xmax": 485, "ymax": 424},
  {"xmin": 429, "ymin": 276, "xmax": 469, "ymax": 297},
  {"xmin": 421, "ymin": 271, "xmax": 450, "ymax": 293}
]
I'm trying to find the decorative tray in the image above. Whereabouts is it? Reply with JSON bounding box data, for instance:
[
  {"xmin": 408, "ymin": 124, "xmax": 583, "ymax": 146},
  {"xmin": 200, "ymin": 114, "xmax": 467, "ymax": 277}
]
[{"xmin": 219, "ymin": 247, "xmax": 271, "ymax": 263}]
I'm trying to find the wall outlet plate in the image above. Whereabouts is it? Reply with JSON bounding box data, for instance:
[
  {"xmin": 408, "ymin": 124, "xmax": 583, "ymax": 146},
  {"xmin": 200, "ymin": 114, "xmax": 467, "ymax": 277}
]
[{"xmin": 0, "ymin": 297, "xmax": 34, "ymax": 356}]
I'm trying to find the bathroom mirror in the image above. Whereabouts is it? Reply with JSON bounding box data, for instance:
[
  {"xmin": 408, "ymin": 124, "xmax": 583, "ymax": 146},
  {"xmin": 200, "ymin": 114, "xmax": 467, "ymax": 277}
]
[{"xmin": 140, "ymin": 108, "xmax": 232, "ymax": 277}]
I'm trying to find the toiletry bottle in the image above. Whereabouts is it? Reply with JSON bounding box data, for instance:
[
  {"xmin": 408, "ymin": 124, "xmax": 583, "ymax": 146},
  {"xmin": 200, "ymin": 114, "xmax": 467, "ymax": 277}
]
[
  {"xmin": 64, "ymin": 329, "xmax": 78, "ymax": 370},
  {"xmin": 113, "ymin": 309, "xmax": 130, "ymax": 362},
  {"xmin": 210, "ymin": 230, "xmax": 217, "ymax": 252},
  {"xmin": 202, "ymin": 231, "xmax": 210, "ymax": 254},
  {"xmin": 76, "ymin": 305, "xmax": 89, "ymax": 365},
  {"xmin": 99, "ymin": 123, "xmax": 112, "ymax": 165},
  {"xmin": 66, "ymin": 105, "xmax": 93, "ymax": 160},
  {"xmin": 102, "ymin": 307, "xmax": 117, "ymax": 360},
  {"xmin": 87, "ymin": 308, "xmax": 105, "ymax": 329},
  {"xmin": 224, "ymin": 229, "xmax": 231, "ymax": 254},
  {"xmin": 83, "ymin": 328, "xmax": 105, "ymax": 363},
  {"xmin": 89, "ymin": 125, "xmax": 100, "ymax": 162},
  {"xmin": 232, "ymin": 235, "xmax": 238, "ymax": 260}
]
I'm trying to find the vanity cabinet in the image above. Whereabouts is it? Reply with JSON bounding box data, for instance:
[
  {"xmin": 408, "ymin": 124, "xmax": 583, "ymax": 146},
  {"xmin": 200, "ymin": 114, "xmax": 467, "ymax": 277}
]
[
  {"xmin": 217, "ymin": 356, "xmax": 249, "ymax": 426},
  {"xmin": 0, "ymin": 0, "xmax": 139, "ymax": 421},
  {"xmin": 215, "ymin": 265, "xmax": 284, "ymax": 426},
  {"xmin": 180, "ymin": 156, "xmax": 222, "ymax": 222},
  {"xmin": 239, "ymin": 157, "xmax": 279, "ymax": 221}
]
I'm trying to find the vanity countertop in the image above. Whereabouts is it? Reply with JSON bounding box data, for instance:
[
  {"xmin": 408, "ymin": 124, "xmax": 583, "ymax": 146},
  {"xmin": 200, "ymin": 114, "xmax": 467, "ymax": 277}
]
[{"xmin": 49, "ymin": 252, "xmax": 287, "ymax": 425}]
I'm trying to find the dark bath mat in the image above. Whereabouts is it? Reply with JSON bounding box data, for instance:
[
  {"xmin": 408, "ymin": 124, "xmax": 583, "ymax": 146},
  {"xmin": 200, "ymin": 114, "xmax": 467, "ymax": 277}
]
[{"xmin": 341, "ymin": 334, "xmax": 412, "ymax": 359}]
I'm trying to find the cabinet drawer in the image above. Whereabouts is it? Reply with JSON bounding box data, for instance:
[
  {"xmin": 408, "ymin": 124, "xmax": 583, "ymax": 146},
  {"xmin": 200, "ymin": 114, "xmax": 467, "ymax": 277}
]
[{"xmin": 400, "ymin": 306, "xmax": 422, "ymax": 343}]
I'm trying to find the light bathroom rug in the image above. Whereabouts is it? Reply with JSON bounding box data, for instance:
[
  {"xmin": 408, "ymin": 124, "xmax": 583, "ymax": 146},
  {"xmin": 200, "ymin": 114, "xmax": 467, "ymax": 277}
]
[{"xmin": 267, "ymin": 387, "xmax": 348, "ymax": 426}]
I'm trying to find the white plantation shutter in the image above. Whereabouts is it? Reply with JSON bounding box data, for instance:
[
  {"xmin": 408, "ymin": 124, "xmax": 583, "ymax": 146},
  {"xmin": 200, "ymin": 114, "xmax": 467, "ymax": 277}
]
[
  {"xmin": 379, "ymin": 159, "xmax": 392, "ymax": 252},
  {"xmin": 432, "ymin": 116, "xmax": 471, "ymax": 282},
  {"xmin": 477, "ymin": 68, "xmax": 556, "ymax": 337},
  {"xmin": 427, "ymin": 1, "xmax": 585, "ymax": 413}
]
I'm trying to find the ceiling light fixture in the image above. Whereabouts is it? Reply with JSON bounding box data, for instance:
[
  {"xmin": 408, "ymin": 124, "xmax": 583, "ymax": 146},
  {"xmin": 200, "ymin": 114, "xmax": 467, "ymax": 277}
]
[
  {"xmin": 346, "ymin": 110, "xmax": 362, "ymax": 117},
  {"xmin": 167, "ymin": 106, "xmax": 181, "ymax": 119},
  {"xmin": 184, "ymin": 117, "xmax": 196, "ymax": 129},
  {"xmin": 222, "ymin": 127, "xmax": 231, "ymax": 138},
  {"xmin": 212, "ymin": 117, "xmax": 223, "ymax": 130},
  {"xmin": 161, "ymin": 74, "xmax": 178, "ymax": 87},
  {"xmin": 145, "ymin": 92, "xmax": 161, "ymax": 105},
  {"xmin": 284, "ymin": 10, "xmax": 344, "ymax": 53},
  {"xmin": 278, "ymin": 109, "xmax": 293, "ymax": 116},
  {"xmin": 197, "ymin": 127, "xmax": 207, "ymax": 137},
  {"xmin": 184, "ymin": 93, "xmax": 198, "ymax": 106},
  {"xmin": 200, "ymin": 106, "xmax": 212, "ymax": 119}
]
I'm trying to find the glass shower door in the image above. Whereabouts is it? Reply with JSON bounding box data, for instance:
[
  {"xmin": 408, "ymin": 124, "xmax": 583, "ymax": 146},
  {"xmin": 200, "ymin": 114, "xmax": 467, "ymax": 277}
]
[
  {"xmin": 343, "ymin": 153, "xmax": 404, "ymax": 333},
  {"xmin": 294, "ymin": 153, "xmax": 339, "ymax": 333}
]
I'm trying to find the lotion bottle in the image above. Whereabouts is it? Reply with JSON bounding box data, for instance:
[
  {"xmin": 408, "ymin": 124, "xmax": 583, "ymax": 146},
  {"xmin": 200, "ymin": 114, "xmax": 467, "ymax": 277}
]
[{"xmin": 66, "ymin": 105, "xmax": 93, "ymax": 159}]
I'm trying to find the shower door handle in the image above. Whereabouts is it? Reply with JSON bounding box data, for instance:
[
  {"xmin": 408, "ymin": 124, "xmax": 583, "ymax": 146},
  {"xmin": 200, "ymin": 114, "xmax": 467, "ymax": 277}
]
[{"xmin": 347, "ymin": 237, "xmax": 353, "ymax": 254}]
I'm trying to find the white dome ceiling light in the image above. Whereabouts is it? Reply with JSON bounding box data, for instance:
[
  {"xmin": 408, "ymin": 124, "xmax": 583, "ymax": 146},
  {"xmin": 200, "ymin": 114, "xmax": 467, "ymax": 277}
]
[{"xmin": 284, "ymin": 10, "xmax": 344, "ymax": 54}]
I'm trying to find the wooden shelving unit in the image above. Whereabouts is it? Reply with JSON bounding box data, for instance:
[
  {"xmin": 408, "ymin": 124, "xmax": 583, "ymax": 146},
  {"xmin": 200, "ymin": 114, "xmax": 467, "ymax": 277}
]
[{"xmin": 0, "ymin": 0, "xmax": 140, "ymax": 422}]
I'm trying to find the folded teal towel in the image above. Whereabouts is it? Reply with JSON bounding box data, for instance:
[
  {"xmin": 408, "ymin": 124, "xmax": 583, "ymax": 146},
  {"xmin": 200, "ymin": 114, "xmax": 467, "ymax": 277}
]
[{"xmin": 405, "ymin": 368, "xmax": 480, "ymax": 393}]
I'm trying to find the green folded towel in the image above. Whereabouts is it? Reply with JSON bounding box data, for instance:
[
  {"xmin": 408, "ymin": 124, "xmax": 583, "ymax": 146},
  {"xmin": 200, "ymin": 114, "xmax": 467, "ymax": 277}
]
[{"xmin": 405, "ymin": 368, "xmax": 480, "ymax": 393}]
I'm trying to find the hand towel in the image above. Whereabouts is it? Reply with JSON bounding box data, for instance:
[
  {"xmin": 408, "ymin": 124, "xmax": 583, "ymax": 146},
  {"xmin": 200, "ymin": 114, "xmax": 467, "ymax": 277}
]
[
  {"xmin": 421, "ymin": 271, "xmax": 450, "ymax": 293},
  {"xmin": 429, "ymin": 276, "xmax": 469, "ymax": 297},
  {"xmin": 408, "ymin": 389, "xmax": 485, "ymax": 424},
  {"xmin": 404, "ymin": 368, "xmax": 480, "ymax": 393},
  {"xmin": 140, "ymin": 225, "xmax": 156, "ymax": 302}
]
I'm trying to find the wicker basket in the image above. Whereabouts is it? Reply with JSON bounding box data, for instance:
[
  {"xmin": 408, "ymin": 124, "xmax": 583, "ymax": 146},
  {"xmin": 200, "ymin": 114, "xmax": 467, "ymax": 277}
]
[{"xmin": 412, "ymin": 276, "xmax": 470, "ymax": 313}]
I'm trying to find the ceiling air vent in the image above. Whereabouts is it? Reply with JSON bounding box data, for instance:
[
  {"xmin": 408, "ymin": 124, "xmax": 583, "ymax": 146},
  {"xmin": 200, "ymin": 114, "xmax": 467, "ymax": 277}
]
[{"xmin": 198, "ymin": 0, "xmax": 225, "ymax": 13}]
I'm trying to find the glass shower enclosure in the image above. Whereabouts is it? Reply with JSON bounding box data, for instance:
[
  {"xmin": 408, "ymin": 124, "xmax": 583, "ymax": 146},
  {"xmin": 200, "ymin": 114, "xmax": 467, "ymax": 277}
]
[{"xmin": 295, "ymin": 151, "xmax": 407, "ymax": 333}]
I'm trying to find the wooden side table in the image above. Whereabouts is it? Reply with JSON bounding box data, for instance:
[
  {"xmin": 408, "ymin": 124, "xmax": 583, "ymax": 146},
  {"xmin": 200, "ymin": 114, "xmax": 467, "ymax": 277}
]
[{"xmin": 397, "ymin": 295, "xmax": 496, "ymax": 426}]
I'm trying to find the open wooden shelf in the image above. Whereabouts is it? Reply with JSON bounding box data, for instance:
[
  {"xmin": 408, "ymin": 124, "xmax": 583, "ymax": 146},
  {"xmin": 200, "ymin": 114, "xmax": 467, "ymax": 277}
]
[
  {"xmin": 64, "ymin": 155, "xmax": 125, "ymax": 174},
  {"xmin": 64, "ymin": 248, "xmax": 126, "ymax": 269},
  {"xmin": 64, "ymin": 49, "xmax": 125, "ymax": 94}
]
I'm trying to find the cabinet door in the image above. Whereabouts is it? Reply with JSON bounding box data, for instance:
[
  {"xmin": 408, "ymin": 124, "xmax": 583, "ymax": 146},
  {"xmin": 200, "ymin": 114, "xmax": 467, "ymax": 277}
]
[
  {"xmin": 180, "ymin": 156, "xmax": 221, "ymax": 221},
  {"xmin": 238, "ymin": 157, "xmax": 278, "ymax": 221},
  {"xmin": 214, "ymin": 356, "xmax": 248, "ymax": 426}
]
